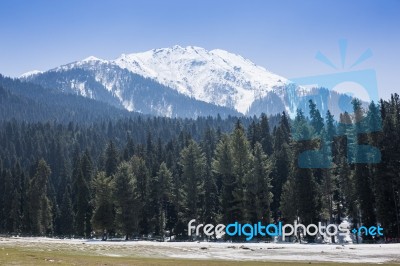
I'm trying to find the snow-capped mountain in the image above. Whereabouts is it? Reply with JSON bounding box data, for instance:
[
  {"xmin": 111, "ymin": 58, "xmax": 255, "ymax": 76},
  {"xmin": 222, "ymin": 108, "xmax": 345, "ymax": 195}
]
[
  {"xmin": 114, "ymin": 45, "xmax": 288, "ymax": 114},
  {"xmin": 21, "ymin": 46, "xmax": 354, "ymax": 118}
]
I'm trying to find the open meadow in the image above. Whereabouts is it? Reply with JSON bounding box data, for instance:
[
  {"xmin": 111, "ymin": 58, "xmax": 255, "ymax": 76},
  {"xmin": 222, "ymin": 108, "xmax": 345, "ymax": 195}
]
[{"xmin": 1, "ymin": 237, "xmax": 399, "ymax": 265}]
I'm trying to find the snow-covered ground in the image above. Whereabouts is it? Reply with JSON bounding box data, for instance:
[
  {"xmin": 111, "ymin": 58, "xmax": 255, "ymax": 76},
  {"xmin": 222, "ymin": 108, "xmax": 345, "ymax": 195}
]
[{"xmin": 1, "ymin": 237, "xmax": 399, "ymax": 264}]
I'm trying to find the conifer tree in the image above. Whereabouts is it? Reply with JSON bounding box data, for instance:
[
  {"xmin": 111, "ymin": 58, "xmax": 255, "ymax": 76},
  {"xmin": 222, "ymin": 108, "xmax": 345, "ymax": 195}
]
[
  {"xmin": 130, "ymin": 156, "xmax": 150, "ymax": 234},
  {"xmin": 248, "ymin": 142, "xmax": 272, "ymax": 224},
  {"xmin": 270, "ymin": 115, "xmax": 291, "ymax": 220},
  {"xmin": 280, "ymin": 176, "xmax": 297, "ymax": 224},
  {"xmin": 179, "ymin": 141, "xmax": 206, "ymax": 225},
  {"xmin": 376, "ymin": 95, "xmax": 400, "ymax": 238},
  {"xmin": 212, "ymin": 134, "xmax": 235, "ymax": 224},
  {"xmin": 9, "ymin": 163, "xmax": 24, "ymax": 233},
  {"xmin": 291, "ymin": 110, "xmax": 320, "ymax": 229},
  {"xmin": 152, "ymin": 162, "xmax": 173, "ymax": 239},
  {"xmin": 309, "ymin": 99, "xmax": 324, "ymax": 135},
  {"xmin": 114, "ymin": 162, "xmax": 137, "ymax": 240},
  {"xmin": 105, "ymin": 141, "xmax": 119, "ymax": 177},
  {"xmin": 26, "ymin": 159, "xmax": 52, "ymax": 235},
  {"xmin": 352, "ymin": 99, "xmax": 376, "ymax": 239},
  {"xmin": 201, "ymin": 127, "xmax": 219, "ymax": 227},
  {"xmin": 247, "ymin": 120, "xmax": 261, "ymax": 149},
  {"xmin": 230, "ymin": 121, "xmax": 252, "ymax": 223},
  {"xmin": 3, "ymin": 169, "xmax": 14, "ymax": 232},
  {"xmin": 91, "ymin": 172, "xmax": 115, "ymax": 240},
  {"xmin": 260, "ymin": 113, "xmax": 273, "ymax": 155},
  {"xmin": 59, "ymin": 185, "xmax": 74, "ymax": 237}
]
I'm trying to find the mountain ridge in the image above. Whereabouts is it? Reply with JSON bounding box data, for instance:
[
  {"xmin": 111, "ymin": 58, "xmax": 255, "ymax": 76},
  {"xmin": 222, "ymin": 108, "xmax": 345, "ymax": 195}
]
[{"xmin": 21, "ymin": 45, "xmax": 355, "ymax": 118}]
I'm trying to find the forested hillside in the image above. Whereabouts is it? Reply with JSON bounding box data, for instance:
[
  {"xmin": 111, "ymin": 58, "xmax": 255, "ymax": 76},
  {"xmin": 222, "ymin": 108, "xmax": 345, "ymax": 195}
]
[{"xmin": 0, "ymin": 92, "xmax": 399, "ymax": 241}]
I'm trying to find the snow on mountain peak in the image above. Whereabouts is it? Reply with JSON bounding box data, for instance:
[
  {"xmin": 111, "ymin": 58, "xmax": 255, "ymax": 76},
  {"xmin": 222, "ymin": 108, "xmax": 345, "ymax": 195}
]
[
  {"xmin": 82, "ymin": 56, "xmax": 106, "ymax": 63},
  {"xmin": 19, "ymin": 46, "xmax": 355, "ymax": 118},
  {"xmin": 23, "ymin": 46, "xmax": 289, "ymax": 114},
  {"xmin": 113, "ymin": 46, "xmax": 288, "ymax": 113},
  {"xmin": 19, "ymin": 70, "xmax": 43, "ymax": 78}
]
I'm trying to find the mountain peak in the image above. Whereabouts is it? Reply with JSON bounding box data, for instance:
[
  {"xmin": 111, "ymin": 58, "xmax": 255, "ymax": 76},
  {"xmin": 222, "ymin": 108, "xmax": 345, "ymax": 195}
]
[
  {"xmin": 112, "ymin": 45, "xmax": 287, "ymax": 113},
  {"xmin": 19, "ymin": 45, "xmax": 353, "ymax": 118},
  {"xmin": 21, "ymin": 45, "xmax": 294, "ymax": 116},
  {"xmin": 82, "ymin": 56, "xmax": 106, "ymax": 63}
]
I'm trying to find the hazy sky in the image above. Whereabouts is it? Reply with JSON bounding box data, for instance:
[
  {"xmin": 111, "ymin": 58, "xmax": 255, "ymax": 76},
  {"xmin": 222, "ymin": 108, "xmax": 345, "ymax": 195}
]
[{"xmin": 0, "ymin": 0, "xmax": 398, "ymax": 100}]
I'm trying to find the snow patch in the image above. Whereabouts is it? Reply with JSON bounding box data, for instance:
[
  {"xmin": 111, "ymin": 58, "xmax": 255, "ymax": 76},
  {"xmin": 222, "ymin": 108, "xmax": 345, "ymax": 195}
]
[
  {"xmin": 19, "ymin": 70, "xmax": 43, "ymax": 78},
  {"xmin": 82, "ymin": 56, "xmax": 107, "ymax": 63},
  {"xmin": 1, "ymin": 237, "xmax": 399, "ymax": 264}
]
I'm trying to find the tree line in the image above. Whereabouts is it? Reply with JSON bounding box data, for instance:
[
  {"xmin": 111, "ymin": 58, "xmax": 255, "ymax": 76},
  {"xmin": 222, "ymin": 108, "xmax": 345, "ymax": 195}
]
[{"xmin": 0, "ymin": 95, "xmax": 399, "ymax": 242}]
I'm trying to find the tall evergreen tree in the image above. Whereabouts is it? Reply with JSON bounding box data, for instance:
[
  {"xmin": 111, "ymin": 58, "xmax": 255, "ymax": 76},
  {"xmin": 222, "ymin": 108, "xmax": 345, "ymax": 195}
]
[
  {"xmin": 59, "ymin": 185, "xmax": 74, "ymax": 237},
  {"xmin": 260, "ymin": 113, "xmax": 273, "ymax": 155},
  {"xmin": 280, "ymin": 176, "xmax": 297, "ymax": 224},
  {"xmin": 270, "ymin": 115, "xmax": 291, "ymax": 220},
  {"xmin": 152, "ymin": 162, "xmax": 173, "ymax": 239},
  {"xmin": 114, "ymin": 162, "xmax": 137, "ymax": 240},
  {"xmin": 26, "ymin": 159, "xmax": 52, "ymax": 235},
  {"xmin": 230, "ymin": 121, "xmax": 252, "ymax": 223},
  {"xmin": 309, "ymin": 99, "xmax": 324, "ymax": 135},
  {"xmin": 352, "ymin": 99, "xmax": 376, "ymax": 239},
  {"xmin": 376, "ymin": 95, "xmax": 400, "ymax": 238},
  {"xmin": 9, "ymin": 163, "xmax": 24, "ymax": 233},
  {"xmin": 291, "ymin": 110, "xmax": 320, "ymax": 228},
  {"xmin": 179, "ymin": 140, "xmax": 206, "ymax": 229},
  {"xmin": 248, "ymin": 142, "xmax": 273, "ymax": 224},
  {"xmin": 212, "ymin": 134, "xmax": 235, "ymax": 224},
  {"xmin": 105, "ymin": 141, "xmax": 119, "ymax": 177},
  {"xmin": 91, "ymin": 172, "xmax": 115, "ymax": 240},
  {"xmin": 130, "ymin": 156, "xmax": 150, "ymax": 235},
  {"xmin": 201, "ymin": 127, "xmax": 219, "ymax": 227}
]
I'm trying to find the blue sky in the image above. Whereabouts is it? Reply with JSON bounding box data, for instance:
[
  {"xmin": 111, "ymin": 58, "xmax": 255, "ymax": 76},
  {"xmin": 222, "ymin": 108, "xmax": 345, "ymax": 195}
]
[{"xmin": 0, "ymin": 0, "xmax": 399, "ymax": 100}]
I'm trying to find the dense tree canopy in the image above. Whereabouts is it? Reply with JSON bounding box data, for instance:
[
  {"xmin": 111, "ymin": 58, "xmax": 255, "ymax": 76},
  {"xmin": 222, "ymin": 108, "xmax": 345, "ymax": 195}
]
[{"xmin": 0, "ymin": 93, "xmax": 399, "ymax": 242}]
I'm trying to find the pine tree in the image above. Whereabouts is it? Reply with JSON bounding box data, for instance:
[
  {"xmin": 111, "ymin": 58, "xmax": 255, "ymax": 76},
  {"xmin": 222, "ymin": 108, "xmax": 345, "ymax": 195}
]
[
  {"xmin": 270, "ymin": 115, "xmax": 291, "ymax": 220},
  {"xmin": 248, "ymin": 142, "xmax": 273, "ymax": 224},
  {"xmin": 260, "ymin": 113, "xmax": 273, "ymax": 155},
  {"xmin": 3, "ymin": 169, "xmax": 14, "ymax": 232},
  {"xmin": 9, "ymin": 163, "xmax": 24, "ymax": 233},
  {"xmin": 105, "ymin": 141, "xmax": 119, "ymax": 177},
  {"xmin": 91, "ymin": 172, "xmax": 115, "ymax": 240},
  {"xmin": 123, "ymin": 133, "xmax": 135, "ymax": 161},
  {"xmin": 26, "ymin": 159, "xmax": 52, "ymax": 235},
  {"xmin": 153, "ymin": 162, "xmax": 173, "ymax": 239},
  {"xmin": 81, "ymin": 151, "xmax": 93, "ymax": 237},
  {"xmin": 179, "ymin": 140, "xmax": 206, "ymax": 229},
  {"xmin": 280, "ymin": 176, "xmax": 297, "ymax": 224},
  {"xmin": 337, "ymin": 155, "xmax": 357, "ymax": 220},
  {"xmin": 230, "ymin": 121, "xmax": 252, "ymax": 223},
  {"xmin": 291, "ymin": 110, "xmax": 320, "ymax": 229},
  {"xmin": 336, "ymin": 112, "xmax": 358, "ymax": 221},
  {"xmin": 247, "ymin": 120, "xmax": 261, "ymax": 149},
  {"xmin": 309, "ymin": 99, "xmax": 324, "ymax": 135},
  {"xmin": 130, "ymin": 156, "xmax": 150, "ymax": 235},
  {"xmin": 352, "ymin": 99, "xmax": 376, "ymax": 240},
  {"xmin": 203, "ymin": 168, "xmax": 218, "ymax": 226},
  {"xmin": 70, "ymin": 151, "xmax": 93, "ymax": 237},
  {"xmin": 376, "ymin": 95, "xmax": 400, "ymax": 238},
  {"xmin": 201, "ymin": 127, "xmax": 219, "ymax": 228},
  {"xmin": 114, "ymin": 162, "xmax": 137, "ymax": 240},
  {"xmin": 59, "ymin": 185, "xmax": 74, "ymax": 237},
  {"xmin": 212, "ymin": 134, "xmax": 235, "ymax": 224},
  {"xmin": 74, "ymin": 169, "xmax": 90, "ymax": 237}
]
